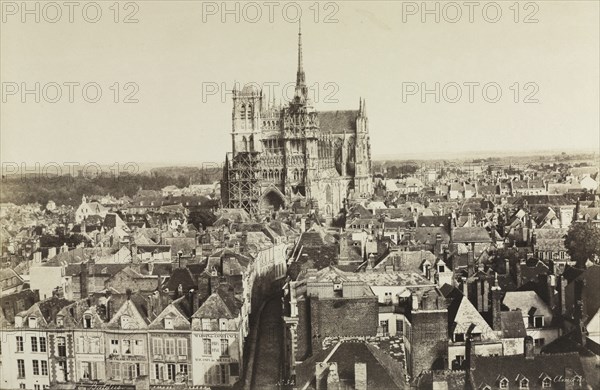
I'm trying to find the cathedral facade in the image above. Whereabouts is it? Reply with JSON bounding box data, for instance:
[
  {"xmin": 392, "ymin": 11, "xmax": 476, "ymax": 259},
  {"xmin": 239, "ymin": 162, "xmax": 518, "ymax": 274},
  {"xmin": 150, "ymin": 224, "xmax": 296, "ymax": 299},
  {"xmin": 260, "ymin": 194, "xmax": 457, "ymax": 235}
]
[{"xmin": 221, "ymin": 26, "xmax": 373, "ymax": 217}]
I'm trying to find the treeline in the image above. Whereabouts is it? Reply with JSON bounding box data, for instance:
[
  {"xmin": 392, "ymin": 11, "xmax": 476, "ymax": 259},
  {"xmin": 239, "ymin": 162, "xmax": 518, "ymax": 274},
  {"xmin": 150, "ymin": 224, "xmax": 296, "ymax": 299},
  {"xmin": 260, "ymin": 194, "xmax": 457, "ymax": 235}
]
[{"xmin": 0, "ymin": 172, "xmax": 217, "ymax": 207}]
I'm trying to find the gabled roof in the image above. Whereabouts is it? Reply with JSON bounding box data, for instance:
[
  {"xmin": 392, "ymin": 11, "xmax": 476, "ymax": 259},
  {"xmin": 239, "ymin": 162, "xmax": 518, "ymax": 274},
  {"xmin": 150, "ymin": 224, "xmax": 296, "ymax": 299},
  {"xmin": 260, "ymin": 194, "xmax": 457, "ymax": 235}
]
[
  {"xmin": 295, "ymin": 342, "xmax": 404, "ymax": 390},
  {"xmin": 191, "ymin": 286, "xmax": 241, "ymax": 320}
]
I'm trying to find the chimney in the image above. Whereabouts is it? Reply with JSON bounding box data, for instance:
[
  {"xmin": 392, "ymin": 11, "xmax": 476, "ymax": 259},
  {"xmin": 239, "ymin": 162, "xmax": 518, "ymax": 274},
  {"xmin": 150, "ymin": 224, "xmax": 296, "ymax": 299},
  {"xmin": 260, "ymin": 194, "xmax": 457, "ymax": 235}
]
[
  {"xmin": 559, "ymin": 275, "xmax": 568, "ymax": 315},
  {"xmin": 87, "ymin": 258, "xmax": 95, "ymax": 276},
  {"xmin": 482, "ymin": 278, "xmax": 490, "ymax": 312},
  {"xmin": 491, "ymin": 274, "xmax": 502, "ymax": 331},
  {"xmin": 80, "ymin": 261, "xmax": 89, "ymax": 298},
  {"xmin": 148, "ymin": 260, "xmax": 155, "ymax": 275},
  {"xmin": 126, "ymin": 288, "xmax": 132, "ymax": 300},
  {"xmin": 354, "ymin": 363, "xmax": 367, "ymax": 390},
  {"xmin": 326, "ymin": 363, "xmax": 340, "ymax": 390},
  {"xmin": 461, "ymin": 277, "xmax": 468, "ymax": 298},
  {"xmin": 524, "ymin": 336, "xmax": 534, "ymax": 359},
  {"xmin": 465, "ymin": 335, "xmax": 476, "ymax": 371},
  {"xmin": 300, "ymin": 217, "xmax": 306, "ymax": 233},
  {"xmin": 315, "ymin": 362, "xmax": 328, "ymax": 390},
  {"xmin": 434, "ymin": 233, "xmax": 442, "ymax": 256},
  {"xmin": 411, "ymin": 293, "xmax": 419, "ymax": 311},
  {"xmin": 467, "ymin": 247, "xmax": 475, "ymax": 276},
  {"xmin": 504, "ymin": 258, "xmax": 510, "ymax": 275}
]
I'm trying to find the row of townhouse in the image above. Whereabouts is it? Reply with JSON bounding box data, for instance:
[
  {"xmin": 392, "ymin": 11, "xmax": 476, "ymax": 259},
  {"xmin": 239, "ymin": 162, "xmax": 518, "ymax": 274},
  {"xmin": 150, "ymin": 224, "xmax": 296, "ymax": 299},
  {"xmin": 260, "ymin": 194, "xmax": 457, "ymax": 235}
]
[
  {"xmin": 0, "ymin": 285, "xmax": 244, "ymax": 390},
  {"xmin": 1, "ymin": 226, "xmax": 290, "ymax": 390}
]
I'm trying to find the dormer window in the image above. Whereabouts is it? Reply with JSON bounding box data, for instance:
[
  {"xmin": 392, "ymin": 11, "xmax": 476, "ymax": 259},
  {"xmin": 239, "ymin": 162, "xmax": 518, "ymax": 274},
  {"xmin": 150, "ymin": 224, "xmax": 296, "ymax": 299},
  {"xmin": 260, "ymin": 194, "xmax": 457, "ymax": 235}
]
[
  {"xmin": 164, "ymin": 318, "xmax": 173, "ymax": 330},
  {"xmin": 499, "ymin": 377, "xmax": 509, "ymax": 389},
  {"xmin": 121, "ymin": 315, "xmax": 130, "ymax": 329},
  {"xmin": 28, "ymin": 317, "xmax": 37, "ymax": 328},
  {"xmin": 520, "ymin": 377, "xmax": 529, "ymax": 389},
  {"xmin": 83, "ymin": 315, "xmax": 92, "ymax": 329},
  {"xmin": 57, "ymin": 316, "xmax": 64, "ymax": 327},
  {"xmin": 573, "ymin": 375, "xmax": 582, "ymax": 387},
  {"xmin": 219, "ymin": 319, "xmax": 228, "ymax": 331},
  {"xmin": 542, "ymin": 376, "xmax": 552, "ymax": 388}
]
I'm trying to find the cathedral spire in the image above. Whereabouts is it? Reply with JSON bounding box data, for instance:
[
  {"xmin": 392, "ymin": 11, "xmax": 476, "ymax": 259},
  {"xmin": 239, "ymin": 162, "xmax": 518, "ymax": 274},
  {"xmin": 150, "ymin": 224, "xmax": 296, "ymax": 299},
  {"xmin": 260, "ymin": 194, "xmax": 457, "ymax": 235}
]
[{"xmin": 294, "ymin": 19, "xmax": 308, "ymax": 102}]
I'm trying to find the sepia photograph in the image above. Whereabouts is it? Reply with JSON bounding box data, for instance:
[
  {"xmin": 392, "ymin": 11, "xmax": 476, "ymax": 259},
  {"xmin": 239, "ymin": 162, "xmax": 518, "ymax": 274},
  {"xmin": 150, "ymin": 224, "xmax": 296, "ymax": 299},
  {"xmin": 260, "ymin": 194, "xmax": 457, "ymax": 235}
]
[{"xmin": 1, "ymin": 1, "xmax": 599, "ymax": 389}]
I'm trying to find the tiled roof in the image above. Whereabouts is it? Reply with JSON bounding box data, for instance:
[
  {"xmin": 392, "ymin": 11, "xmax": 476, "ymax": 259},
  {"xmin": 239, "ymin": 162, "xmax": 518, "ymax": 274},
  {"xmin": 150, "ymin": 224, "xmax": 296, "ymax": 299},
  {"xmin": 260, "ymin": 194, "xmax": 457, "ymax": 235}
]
[{"xmin": 452, "ymin": 227, "xmax": 492, "ymax": 243}]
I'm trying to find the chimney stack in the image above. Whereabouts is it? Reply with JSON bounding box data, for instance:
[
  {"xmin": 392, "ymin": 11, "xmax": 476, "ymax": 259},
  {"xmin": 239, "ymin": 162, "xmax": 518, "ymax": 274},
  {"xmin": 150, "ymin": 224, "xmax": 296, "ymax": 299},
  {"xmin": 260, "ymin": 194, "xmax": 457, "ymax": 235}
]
[
  {"xmin": 354, "ymin": 363, "xmax": 367, "ymax": 390},
  {"xmin": 524, "ymin": 336, "xmax": 534, "ymax": 359},
  {"xmin": 491, "ymin": 274, "xmax": 502, "ymax": 331}
]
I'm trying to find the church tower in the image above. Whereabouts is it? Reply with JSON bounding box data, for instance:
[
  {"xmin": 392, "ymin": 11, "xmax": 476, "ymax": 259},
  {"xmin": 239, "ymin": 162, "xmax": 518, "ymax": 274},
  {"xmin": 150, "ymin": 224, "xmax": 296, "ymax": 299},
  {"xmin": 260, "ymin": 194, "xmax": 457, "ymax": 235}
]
[
  {"xmin": 354, "ymin": 98, "xmax": 373, "ymax": 196},
  {"xmin": 282, "ymin": 21, "xmax": 320, "ymax": 199}
]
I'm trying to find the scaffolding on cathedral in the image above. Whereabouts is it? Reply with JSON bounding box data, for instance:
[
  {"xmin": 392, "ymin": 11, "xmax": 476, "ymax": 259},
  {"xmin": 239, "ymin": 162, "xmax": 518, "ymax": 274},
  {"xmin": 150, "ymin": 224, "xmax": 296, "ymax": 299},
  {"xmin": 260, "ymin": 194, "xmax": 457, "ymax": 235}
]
[{"xmin": 224, "ymin": 151, "xmax": 261, "ymax": 215}]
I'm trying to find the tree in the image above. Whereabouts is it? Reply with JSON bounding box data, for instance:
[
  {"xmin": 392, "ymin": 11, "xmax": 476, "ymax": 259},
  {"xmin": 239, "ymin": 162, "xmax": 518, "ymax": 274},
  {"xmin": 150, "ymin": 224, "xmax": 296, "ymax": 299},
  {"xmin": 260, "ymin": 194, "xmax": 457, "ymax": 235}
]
[{"xmin": 564, "ymin": 222, "xmax": 600, "ymax": 267}]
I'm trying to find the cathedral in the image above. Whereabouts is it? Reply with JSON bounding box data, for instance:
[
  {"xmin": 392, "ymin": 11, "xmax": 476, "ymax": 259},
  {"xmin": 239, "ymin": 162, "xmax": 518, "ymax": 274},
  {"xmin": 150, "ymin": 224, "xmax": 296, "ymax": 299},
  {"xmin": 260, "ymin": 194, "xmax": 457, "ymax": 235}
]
[{"xmin": 221, "ymin": 25, "xmax": 373, "ymax": 217}]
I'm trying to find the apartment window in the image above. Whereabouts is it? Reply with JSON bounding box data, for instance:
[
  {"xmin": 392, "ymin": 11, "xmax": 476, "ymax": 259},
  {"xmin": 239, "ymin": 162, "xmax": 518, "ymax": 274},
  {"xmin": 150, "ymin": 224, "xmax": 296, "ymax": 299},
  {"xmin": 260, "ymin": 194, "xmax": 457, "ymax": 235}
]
[
  {"xmin": 219, "ymin": 364, "xmax": 228, "ymax": 384},
  {"xmin": 16, "ymin": 336, "xmax": 24, "ymax": 352},
  {"xmin": 203, "ymin": 339, "xmax": 211, "ymax": 355},
  {"xmin": 90, "ymin": 337, "xmax": 100, "ymax": 354},
  {"xmin": 221, "ymin": 339, "xmax": 229, "ymax": 356},
  {"xmin": 166, "ymin": 364, "xmax": 176, "ymax": 381},
  {"xmin": 111, "ymin": 363, "xmax": 121, "ymax": 380},
  {"xmin": 122, "ymin": 340, "xmax": 132, "ymax": 355},
  {"xmin": 41, "ymin": 360, "xmax": 48, "ymax": 375},
  {"xmin": 534, "ymin": 338, "xmax": 545, "ymax": 347},
  {"xmin": 454, "ymin": 333, "xmax": 465, "ymax": 342},
  {"xmin": 133, "ymin": 340, "xmax": 143, "ymax": 355},
  {"xmin": 165, "ymin": 339, "xmax": 175, "ymax": 356},
  {"xmin": 153, "ymin": 338, "xmax": 163, "ymax": 355},
  {"xmin": 179, "ymin": 364, "xmax": 188, "ymax": 375},
  {"xmin": 124, "ymin": 363, "xmax": 136, "ymax": 380},
  {"xmin": 19, "ymin": 385, "xmax": 25, "ymax": 390},
  {"xmin": 83, "ymin": 315, "xmax": 92, "ymax": 329},
  {"xmin": 57, "ymin": 361, "xmax": 67, "ymax": 382},
  {"xmin": 40, "ymin": 337, "xmax": 47, "ymax": 352},
  {"xmin": 529, "ymin": 315, "xmax": 544, "ymax": 328},
  {"xmin": 17, "ymin": 359, "xmax": 25, "ymax": 378},
  {"xmin": 34, "ymin": 385, "xmax": 41, "ymax": 390},
  {"xmin": 82, "ymin": 362, "xmax": 91, "ymax": 379},
  {"xmin": 29, "ymin": 317, "xmax": 37, "ymax": 328},
  {"xmin": 57, "ymin": 337, "xmax": 66, "ymax": 357},
  {"xmin": 31, "ymin": 336, "xmax": 38, "ymax": 352},
  {"xmin": 33, "ymin": 360, "xmax": 40, "ymax": 375},
  {"xmin": 154, "ymin": 364, "xmax": 164, "ymax": 380},
  {"xmin": 177, "ymin": 339, "xmax": 187, "ymax": 356},
  {"xmin": 111, "ymin": 339, "xmax": 119, "ymax": 354}
]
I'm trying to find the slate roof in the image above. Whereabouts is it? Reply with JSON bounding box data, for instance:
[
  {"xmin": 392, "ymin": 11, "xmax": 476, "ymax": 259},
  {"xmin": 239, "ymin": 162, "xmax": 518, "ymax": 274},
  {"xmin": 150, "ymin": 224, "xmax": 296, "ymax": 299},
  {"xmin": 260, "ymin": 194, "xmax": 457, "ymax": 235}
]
[
  {"xmin": 319, "ymin": 110, "xmax": 358, "ymax": 134},
  {"xmin": 500, "ymin": 310, "xmax": 527, "ymax": 338},
  {"xmin": 470, "ymin": 352, "xmax": 586, "ymax": 389},
  {"xmin": 191, "ymin": 286, "xmax": 242, "ymax": 319},
  {"xmin": 295, "ymin": 342, "xmax": 404, "ymax": 390},
  {"xmin": 452, "ymin": 227, "xmax": 492, "ymax": 243}
]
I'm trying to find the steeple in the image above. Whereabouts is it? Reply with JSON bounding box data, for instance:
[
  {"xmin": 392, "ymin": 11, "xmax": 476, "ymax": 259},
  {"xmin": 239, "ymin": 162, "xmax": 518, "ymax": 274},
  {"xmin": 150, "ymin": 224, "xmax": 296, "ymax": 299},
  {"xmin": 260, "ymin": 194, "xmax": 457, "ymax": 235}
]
[{"xmin": 294, "ymin": 20, "xmax": 308, "ymax": 102}]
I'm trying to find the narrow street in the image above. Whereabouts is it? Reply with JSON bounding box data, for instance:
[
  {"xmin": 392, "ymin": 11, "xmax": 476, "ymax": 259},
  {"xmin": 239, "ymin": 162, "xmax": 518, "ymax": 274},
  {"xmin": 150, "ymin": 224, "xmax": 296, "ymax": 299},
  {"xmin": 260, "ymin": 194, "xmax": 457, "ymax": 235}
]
[{"xmin": 251, "ymin": 296, "xmax": 283, "ymax": 389}]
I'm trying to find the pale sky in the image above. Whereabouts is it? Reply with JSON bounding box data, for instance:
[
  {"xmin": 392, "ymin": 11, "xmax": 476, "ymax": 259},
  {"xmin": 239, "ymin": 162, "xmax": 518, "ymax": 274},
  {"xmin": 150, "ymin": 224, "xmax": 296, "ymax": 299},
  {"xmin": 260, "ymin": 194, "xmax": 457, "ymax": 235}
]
[{"xmin": 1, "ymin": 1, "xmax": 599, "ymax": 167}]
